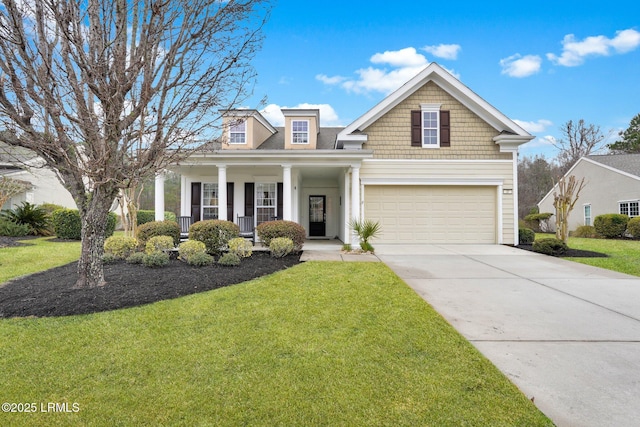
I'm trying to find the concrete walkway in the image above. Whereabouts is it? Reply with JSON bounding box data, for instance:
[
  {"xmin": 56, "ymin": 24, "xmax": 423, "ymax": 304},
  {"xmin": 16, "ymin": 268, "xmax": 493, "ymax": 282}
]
[
  {"xmin": 374, "ymin": 244, "xmax": 640, "ymax": 427},
  {"xmin": 300, "ymin": 239, "xmax": 380, "ymax": 262}
]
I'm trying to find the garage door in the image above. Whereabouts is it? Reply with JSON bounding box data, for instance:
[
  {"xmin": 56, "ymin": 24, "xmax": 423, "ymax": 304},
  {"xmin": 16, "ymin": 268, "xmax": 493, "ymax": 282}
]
[{"xmin": 364, "ymin": 185, "xmax": 496, "ymax": 244}]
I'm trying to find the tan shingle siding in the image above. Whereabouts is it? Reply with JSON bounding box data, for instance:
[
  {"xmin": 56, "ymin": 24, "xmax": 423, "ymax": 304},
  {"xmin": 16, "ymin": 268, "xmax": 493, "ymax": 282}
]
[{"xmin": 362, "ymin": 81, "xmax": 511, "ymax": 160}]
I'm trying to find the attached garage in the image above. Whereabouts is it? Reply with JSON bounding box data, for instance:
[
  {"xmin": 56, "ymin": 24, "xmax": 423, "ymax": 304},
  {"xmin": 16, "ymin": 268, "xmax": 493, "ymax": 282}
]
[{"xmin": 364, "ymin": 185, "xmax": 497, "ymax": 244}]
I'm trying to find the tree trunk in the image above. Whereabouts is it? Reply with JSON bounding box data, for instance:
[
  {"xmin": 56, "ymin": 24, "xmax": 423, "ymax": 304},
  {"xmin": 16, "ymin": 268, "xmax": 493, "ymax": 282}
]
[{"xmin": 74, "ymin": 195, "xmax": 113, "ymax": 288}]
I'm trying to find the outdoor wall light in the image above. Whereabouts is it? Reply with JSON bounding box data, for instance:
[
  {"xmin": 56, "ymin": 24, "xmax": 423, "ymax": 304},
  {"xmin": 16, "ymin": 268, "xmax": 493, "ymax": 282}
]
[{"xmin": 503, "ymin": 188, "xmax": 513, "ymax": 194}]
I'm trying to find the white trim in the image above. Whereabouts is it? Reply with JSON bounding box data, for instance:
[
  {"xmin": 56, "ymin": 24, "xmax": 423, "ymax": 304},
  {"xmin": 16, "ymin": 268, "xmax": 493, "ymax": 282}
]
[
  {"xmin": 497, "ymin": 184, "xmax": 503, "ymax": 244},
  {"xmin": 223, "ymin": 109, "xmax": 277, "ymax": 135},
  {"xmin": 583, "ymin": 203, "xmax": 592, "ymax": 226},
  {"xmin": 291, "ymin": 120, "xmax": 310, "ymax": 144},
  {"xmin": 228, "ymin": 120, "xmax": 247, "ymax": 144},
  {"xmin": 420, "ymin": 104, "xmax": 441, "ymax": 148},
  {"xmin": 511, "ymin": 151, "xmax": 518, "ymax": 245},
  {"xmin": 363, "ymin": 158, "xmax": 512, "ymax": 164},
  {"xmin": 360, "ymin": 177, "xmax": 504, "ymax": 186}
]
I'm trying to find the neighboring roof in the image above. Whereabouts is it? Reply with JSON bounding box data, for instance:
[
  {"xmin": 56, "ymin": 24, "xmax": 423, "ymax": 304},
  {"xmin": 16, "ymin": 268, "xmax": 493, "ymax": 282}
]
[
  {"xmin": 258, "ymin": 127, "xmax": 343, "ymax": 150},
  {"xmin": 337, "ymin": 62, "xmax": 533, "ymax": 146},
  {"xmin": 0, "ymin": 142, "xmax": 38, "ymax": 165},
  {"xmin": 586, "ymin": 154, "xmax": 640, "ymax": 178}
]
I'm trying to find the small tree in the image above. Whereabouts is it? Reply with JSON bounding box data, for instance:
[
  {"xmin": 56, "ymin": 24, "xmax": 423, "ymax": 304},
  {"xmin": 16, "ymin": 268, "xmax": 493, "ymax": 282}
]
[
  {"xmin": 552, "ymin": 175, "xmax": 586, "ymax": 243},
  {"xmin": 607, "ymin": 113, "xmax": 640, "ymax": 154},
  {"xmin": 0, "ymin": 176, "xmax": 31, "ymax": 209}
]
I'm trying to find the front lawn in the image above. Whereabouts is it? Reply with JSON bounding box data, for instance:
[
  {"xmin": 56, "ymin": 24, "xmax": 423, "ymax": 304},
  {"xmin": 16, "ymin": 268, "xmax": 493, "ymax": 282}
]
[
  {"xmin": 0, "ymin": 261, "xmax": 551, "ymax": 426},
  {"xmin": 0, "ymin": 237, "xmax": 81, "ymax": 283},
  {"xmin": 563, "ymin": 237, "xmax": 640, "ymax": 276}
]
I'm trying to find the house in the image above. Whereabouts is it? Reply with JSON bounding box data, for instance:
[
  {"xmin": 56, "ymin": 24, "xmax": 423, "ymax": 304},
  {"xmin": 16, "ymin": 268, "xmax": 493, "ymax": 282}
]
[
  {"xmin": 160, "ymin": 63, "xmax": 533, "ymax": 245},
  {"xmin": 0, "ymin": 143, "xmax": 76, "ymax": 210},
  {"xmin": 537, "ymin": 154, "xmax": 640, "ymax": 231}
]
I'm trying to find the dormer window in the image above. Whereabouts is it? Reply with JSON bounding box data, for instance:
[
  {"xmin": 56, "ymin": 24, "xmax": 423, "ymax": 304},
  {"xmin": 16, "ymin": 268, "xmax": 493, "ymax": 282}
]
[
  {"xmin": 292, "ymin": 120, "xmax": 309, "ymax": 144},
  {"xmin": 229, "ymin": 120, "xmax": 246, "ymax": 144}
]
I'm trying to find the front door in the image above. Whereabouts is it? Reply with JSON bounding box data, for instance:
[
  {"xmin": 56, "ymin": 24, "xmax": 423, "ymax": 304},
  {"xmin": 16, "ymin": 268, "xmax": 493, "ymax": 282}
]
[{"xmin": 309, "ymin": 195, "xmax": 326, "ymax": 237}]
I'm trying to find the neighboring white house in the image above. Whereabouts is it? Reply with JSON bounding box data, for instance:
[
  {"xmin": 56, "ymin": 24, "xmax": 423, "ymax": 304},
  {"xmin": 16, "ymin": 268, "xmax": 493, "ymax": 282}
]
[
  {"xmin": 159, "ymin": 63, "xmax": 533, "ymax": 245},
  {"xmin": 0, "ymin": 143, "xmax": 77, "ymax": 211},
  {"xmin": 537, "ymin": 154, "xmax": 640, "ymax": 232}
]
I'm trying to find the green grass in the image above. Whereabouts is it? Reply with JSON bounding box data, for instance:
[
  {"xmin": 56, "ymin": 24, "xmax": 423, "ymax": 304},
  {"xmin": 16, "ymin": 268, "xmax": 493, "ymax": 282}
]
[
  {"xmin": 0, "ymin": 262, "xmax": 551, "ymax": 426},
  {"xmin": 0, "ymin": 237, "xmax": 81, "ymax": 283},
  {"xmin": 564, "ymin": 236, "xmax": 640, "ymax": 276}
]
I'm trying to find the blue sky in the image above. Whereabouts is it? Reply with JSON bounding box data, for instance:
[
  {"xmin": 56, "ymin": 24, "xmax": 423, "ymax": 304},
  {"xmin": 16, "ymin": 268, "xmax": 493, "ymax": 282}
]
[{"xmin": 246, "ymin": 0, "xmax": 640, "ymax": 160}]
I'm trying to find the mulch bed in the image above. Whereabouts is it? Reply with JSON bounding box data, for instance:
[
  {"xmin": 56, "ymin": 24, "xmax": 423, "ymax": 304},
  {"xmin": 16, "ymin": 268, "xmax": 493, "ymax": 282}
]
[
  {"xmin": 0, "ymin": 246, "xmax": 300, "ymax": 319},
  {"xmin": 516, "ymin": 244, "xmax": 608, "ymax": 258}
]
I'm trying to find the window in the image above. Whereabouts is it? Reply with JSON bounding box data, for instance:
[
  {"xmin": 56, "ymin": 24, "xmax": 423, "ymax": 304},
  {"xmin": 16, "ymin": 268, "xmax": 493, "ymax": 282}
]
[
  {"xmin": 411, "ymin": 105, "xmax": 450, "ymax": 148},
  {"xmin": 619, "ymin": 201, "xmax": 639, "ymax": 218},
  {"xmin": 202, "ymin": 183, "xmax": 218, "ymax": 220},
  {"xmin": 584, "ymin": 204, "xmax": 591, "ymax": 226},
  {"xmin": 229, "ymin": 120, "xmax": 246, "ymax": 144},
  {"xmin": 256, "ymin": 183, "xmax": 276, "ymax": 224},
  {"xmin": 291, "ymin": 120, "xmax": 309, "ymax": 144}
]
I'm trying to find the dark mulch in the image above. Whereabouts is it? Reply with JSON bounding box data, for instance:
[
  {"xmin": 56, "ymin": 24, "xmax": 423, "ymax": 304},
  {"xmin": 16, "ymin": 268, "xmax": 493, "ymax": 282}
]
[
  {"xmin": 0, "ymin": 251, "xmax": 300, "ymax": 319},
  {"xmin": 516, "ymin": 244, "xmax": 608, "ymax": 258},
  {"xmin": 0, "ymin": 236, "xmax": 38, "ymax": 248}
]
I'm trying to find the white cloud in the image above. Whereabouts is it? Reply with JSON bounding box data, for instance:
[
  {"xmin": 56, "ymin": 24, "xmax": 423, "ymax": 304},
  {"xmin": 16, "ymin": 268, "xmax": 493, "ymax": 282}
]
[
  {"xmin": 422, "ymin": 43, "xmax": 461, "ymax": 60},
  {"xmin": 260, "ymin": 103, "xmax": 342, "ymax": 127},
  {"xmin": 513, "ymin": 119, "xmax": 553, "ymax": 133},
  {"xmin": 317, "ymin": 47, "xmax": 460, "ymax": 96},
  {"xmin": 547, "ymin": 28, "xmax": 640, "ymax": 66},
  {"xmin": 500, "ymin": 54, "xmax": 542, "ymax": 77}
]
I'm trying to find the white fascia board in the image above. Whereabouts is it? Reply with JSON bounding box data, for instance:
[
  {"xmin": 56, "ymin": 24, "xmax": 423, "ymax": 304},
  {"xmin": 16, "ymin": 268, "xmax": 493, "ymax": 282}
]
[
  {"xmin": 223, "ymin": 109, "xmax": 277, "ymax": 135},
  {"xmin": 493, "ymin": 134, "xmax": 535, "ymax": 152},
  {"xmin": 361, "ymin": 177, "xmax": 504, "ymax": 186},
  {"xmin": 183, "ymin": 149, "xmax": 374, "ymax": 165}
]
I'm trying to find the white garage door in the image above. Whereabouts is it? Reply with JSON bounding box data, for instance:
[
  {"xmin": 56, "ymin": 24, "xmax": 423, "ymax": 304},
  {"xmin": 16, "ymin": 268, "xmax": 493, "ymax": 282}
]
[{"xmin": 364, "ymin": 185, "xmax": 496, "ymax": 244}]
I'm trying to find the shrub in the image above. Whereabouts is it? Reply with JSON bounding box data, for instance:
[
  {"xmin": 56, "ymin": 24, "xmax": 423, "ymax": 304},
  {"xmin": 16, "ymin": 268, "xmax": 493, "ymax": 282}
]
[
  {"xmin": 145, "ymin": 235, "xmax": 175, "ymax": 255},
  {"xmin": 342, "ymin": 243, "xmax": 352, "ymax": 252},
  {"xmin": 137, "ymin": 220, "xmax": 181, "ymax": 247},
  {"xmin": 360, "ymin": 241, "xmax": 375, "ymax": 253},
  {"xmin": 594, "ymin": 214, "xmax": 629, "ymax": 239},
  {"xmin": 102, "ymin": 253, "xmax": 120, "ymax": 264},
  {"xmin": 50, "ymin": 209, "xmax": 116, "ymax": 240},
  {"xmin": 0, "ymin": 218, "xmax": 31, "ymax": 237},
  {"xmin": 532, "ymin": 238, "xmax": 568, "ymax": 256},
  {"xmin": 228, "ymin": 237, "xmax": 253, "ymax": 258},
  {"xmin": 104, "ymin": 235, "xmax": 138, "ymax": 259},
  {"xmin": 136, "ymin": 210, "xmax": 177, "ymax": 225},
  {"xmin": 187, "ymin": 252, "xmax": 214, "ymax": 267},
  {"xmin": 627, "ymin": 217, "xmax": 640, "ymax": 239},
  {"xmin": 125, "ymin": 252, "xmax": 146, "ymax": 264},
  {"xmin": 51, "ymin": 208, "xmax": 82, "ymax": 239},
  {"xmin": 518, "ymin": 228, "xmax": 535, "ymax": 245},
  {"xmin": 218, "ymin": 252, "xmax": 241, "ymax": 266},
  {"xmin": 178, "ymin": 240, "xmax": 207, "ymax": 262},
  {"xmin": 256, "ymin": 220, "xmax": 305, "ymax": 251},
  {"xmin": 1, "ymin": 202, "xmax": 50, "ymax": 235},
  {"xmin": 269, "ymin": 237, "xmax": 294, "ymax": 258},
  {"xmin": 523, "ymin": 212, "xmax": 553, "ymax": 232},
  {"xmin": 350, "ymin": 218, "xmax": 382, "ymax": 249},
  {"xmin": 142, "ymin": 251, "xmax": 170, "ymax": 268},
  {"xmin": 189, "ymin": 220, "xmax": 239, "ymax": 255},
  {"xmin": 571, "ymin": 225, "xmax": 598, "ymax": 238}
]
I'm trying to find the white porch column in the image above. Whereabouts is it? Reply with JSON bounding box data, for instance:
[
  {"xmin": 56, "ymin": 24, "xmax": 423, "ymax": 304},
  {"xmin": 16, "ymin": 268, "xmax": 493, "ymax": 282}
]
[
  {"xmin": 282, "ymin": 164, "xmax": 292, "ymax": 221},
  {"xmin": 218, "ymin": 165, "xmax": 227, "ymax": 221},
  {"xmin": 350, "ymin": 166, "xmax": 360, "ymax": 245},
  {"xmin": 180, "ymin": 175, "xmax": 188, "ymax": 217},
  {"xmin": 154, "ymin": 172, "xmax": 165, "ymax": 221}
]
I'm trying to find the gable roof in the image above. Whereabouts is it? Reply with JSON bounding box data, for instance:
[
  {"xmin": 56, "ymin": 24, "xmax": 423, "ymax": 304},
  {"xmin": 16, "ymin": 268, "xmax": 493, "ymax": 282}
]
[
  {"xmin": 336, "ymin": 62, "xmax": 532, "ymax": 146},
  {"xmin": 586, "ymin": 154, "xmax": 640, "ymax": 178}
]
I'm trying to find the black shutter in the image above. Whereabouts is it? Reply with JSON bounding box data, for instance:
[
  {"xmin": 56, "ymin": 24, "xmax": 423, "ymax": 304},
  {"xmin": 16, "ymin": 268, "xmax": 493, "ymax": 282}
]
[
  {"xmin": 411, "ymin": 110, "xmax": 422, "ymax": 147},
  {"xmin": 440, "ymin": 110, "xmax": 450, "ymax": 147},
  {"xmin": 277, "ymin": 182, "xmax": 283, "ymax": 220},
  {"xmin": 191, "ymin": 182, "xmax": 201, "ymax": 223},
  {"xmin": 227, "ymin": 182, "xmax": 234, "ymax": 221},
  {"xmin": 244, "ymin": 182, "xmax": 254, "ymax": 216}
]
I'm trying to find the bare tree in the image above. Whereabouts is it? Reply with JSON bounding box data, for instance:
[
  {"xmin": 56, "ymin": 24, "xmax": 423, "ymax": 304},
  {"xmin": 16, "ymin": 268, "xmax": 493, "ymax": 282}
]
[
  {"xmin": 553, "ymin": 175, "xmax": 586, "ymax": 243},
  {"xmin": 517, "ymin": 154, "xmax": 560, "ymax": 219},
  {"xmin": 0, "ymin": 0, "xmax": 271, "ymax": 287},
  {"xmin": 552, "ymin": 119, "xmax": 608, "ymax": 174},
  {"xmin": 0, "ymin": 176, "xmax": 31, "ymax": 208}
]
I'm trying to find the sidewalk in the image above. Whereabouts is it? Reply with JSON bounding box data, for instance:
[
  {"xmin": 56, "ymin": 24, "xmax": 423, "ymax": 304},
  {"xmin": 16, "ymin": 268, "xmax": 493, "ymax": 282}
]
[{"xmin": 299, "ymin": 239, "xmax": 380, "ymax": 262}]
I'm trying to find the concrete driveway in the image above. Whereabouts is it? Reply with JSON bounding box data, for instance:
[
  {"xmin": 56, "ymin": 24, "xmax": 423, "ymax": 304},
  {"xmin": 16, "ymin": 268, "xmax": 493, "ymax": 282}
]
[{"xmin": 376, "ymin": 244, "xmax": 640, "ymax": 427}]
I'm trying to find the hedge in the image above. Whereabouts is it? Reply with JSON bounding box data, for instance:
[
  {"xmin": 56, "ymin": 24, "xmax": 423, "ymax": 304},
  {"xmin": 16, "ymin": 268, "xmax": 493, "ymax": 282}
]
[
  {"xmin": 593, "ymin": 214, "xmax": 629, "ymax": 239},
  {"xmin": 136, "ymin": 210, "xmax": 177, "ymax": 225},
  {"xmin": 51, "ymin": 209, "xmax": 116, "ymax": 240},
  {"xmin": 136, "ymin": 220, "xmax": 181, "ymax": 247},
  {"xmin": 256, "ymin": 220, "xmax": 306, "ymax": 251},
  {"xmin": 189, "ymin": 220, "xmax": 239, "ymax": 255}
]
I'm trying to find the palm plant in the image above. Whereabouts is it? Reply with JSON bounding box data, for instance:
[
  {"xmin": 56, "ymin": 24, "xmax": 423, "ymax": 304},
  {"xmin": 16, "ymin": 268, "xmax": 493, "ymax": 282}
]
[
  {"xmin": 349, "ymin": 218, "xmax": 382, "ymax": 252},
  {"xmin": 1, "ymin": 202, "xmax": 51, "ymax": 236}
]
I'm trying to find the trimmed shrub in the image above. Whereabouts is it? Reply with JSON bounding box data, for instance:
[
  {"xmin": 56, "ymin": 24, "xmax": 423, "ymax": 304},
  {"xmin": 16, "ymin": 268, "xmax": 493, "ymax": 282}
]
[
  {"xmin": 518, "ymin": 228, "xmax": 535, "ymax": 245},
  {"xmin": 50, "ymin": 209, "xmax": 116, "ymax": 240},
  {"xmin": 269, "ymin": 237, "xmax": 294, "ymax": 258},
  {"xmin": 51, "ymin": 208, "xmax": 82, "ymax": 239},
  {"xmin": 627, "ymin": 217, "xmax": 640, "ymax": 239},
  {"xmin": 594, "ymin": 214, "xmax": 629, "ymax": 239},
  {"xmin": 137, "ymin": 220, "xmax": 181, "ymax": 247},
  {"xmin": 126, "ymin": 252, "xmax": 146, "ymax": 264},
  {"xmin": 187, "ymin": 252, "xmax": 214, "ymax": 267},
  {"xmin": 1, "ymin": 202, "xmax": 50, "ymax": 235},
  {"xmin": 142, "ymin": 251, "xmax": 170, "ymax": 268},
  {"xmin": 523, "ymin": 212, "xmax": 553, "ymax": 232},
  {"xmin": 104, "ymin": 236, "xmax": 138, "ymax": 259},
  {"xmin": 0, "ymin": 218, "xmax": 31, "ymax": 237},
  {"xmin": 218, "ymin": 252, "xmax": 241, "ymax": 266},
  {"xmin": 189, "ymin": 220, "xmax": 239, "ymax": 255},
  {"xmin": 256, "ymin": 220, "xmax": 305, "ymax": 251},
  {"xmin": 571, "ymin": 225, "xmax": 598, "ymax": 238},
  {"xmin": 178, "ymin": 240, "xmax": 207, "ymax": 262},
  {"xmin": 145, "ymin": 235, "xmax": 175, "ymax": 255},
  {"xmin": 228, "ymin": 237, "xmax": 253, "ymax": 258},
  {"xmin": 532, "ymin": 238, "xmax": 568, "ymax": 256},
  {"xmin": 102, "ymin": 253, "xmax": 120, "ymax": 264},
  {"xmin": 136, "ymin": 210, "xmax": 177, "ymax": 225}
]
